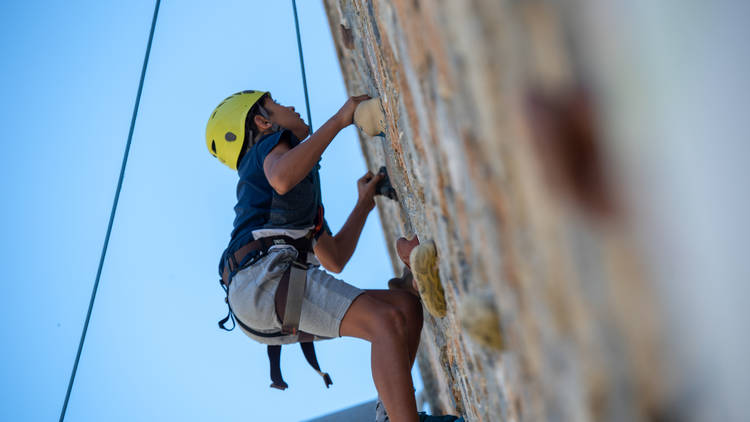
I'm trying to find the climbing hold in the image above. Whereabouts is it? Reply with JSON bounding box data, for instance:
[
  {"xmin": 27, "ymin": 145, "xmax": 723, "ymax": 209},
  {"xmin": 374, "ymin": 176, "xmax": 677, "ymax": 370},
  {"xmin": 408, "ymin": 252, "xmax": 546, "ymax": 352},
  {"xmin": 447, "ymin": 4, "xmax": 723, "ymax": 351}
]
[
  {"xmin": 354, "ymin": 97, "xmax": 386, "ymax": 137},
  {"xmin": 459, "ymin": 293, "xmax": 504, "ymax": 351},
  {"xmin": 409, "ymin": 240, "xmax": 447, "ymax": 318},
  {"xmin": 375, "ymin": 166, "xmax": 398, "ymax": 200}
]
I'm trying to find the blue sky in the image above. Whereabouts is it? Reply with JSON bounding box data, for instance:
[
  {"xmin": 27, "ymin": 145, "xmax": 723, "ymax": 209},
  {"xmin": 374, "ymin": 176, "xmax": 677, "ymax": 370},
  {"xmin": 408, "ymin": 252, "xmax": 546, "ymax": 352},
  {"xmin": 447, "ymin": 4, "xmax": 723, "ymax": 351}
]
[{"xmin": 0, "ymin": 1, "xmax": 420, "ymax": 420}]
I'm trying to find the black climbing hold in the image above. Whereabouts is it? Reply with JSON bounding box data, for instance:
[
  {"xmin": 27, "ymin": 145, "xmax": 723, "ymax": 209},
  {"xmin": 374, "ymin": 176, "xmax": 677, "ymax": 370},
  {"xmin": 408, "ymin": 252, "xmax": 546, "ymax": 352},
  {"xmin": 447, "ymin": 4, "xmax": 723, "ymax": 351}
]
[{"xmin": 375, "ymin": 166, "xmax": 398, "ymax": 201}]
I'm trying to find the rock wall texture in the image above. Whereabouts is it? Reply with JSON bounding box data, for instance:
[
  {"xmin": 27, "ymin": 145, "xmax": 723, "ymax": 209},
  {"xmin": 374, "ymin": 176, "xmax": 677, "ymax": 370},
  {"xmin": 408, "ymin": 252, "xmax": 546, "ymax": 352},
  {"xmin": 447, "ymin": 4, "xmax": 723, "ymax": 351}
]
[{"xmin": 322, "ymin": 1, "xmax": 670, "ymax": 421}]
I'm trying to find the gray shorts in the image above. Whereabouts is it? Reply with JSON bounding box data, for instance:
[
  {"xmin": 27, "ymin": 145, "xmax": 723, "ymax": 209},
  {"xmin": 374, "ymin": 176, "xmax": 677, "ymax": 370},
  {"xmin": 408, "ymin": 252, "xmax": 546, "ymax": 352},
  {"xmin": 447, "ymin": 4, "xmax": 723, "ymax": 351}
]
[{"xmin": 228, "ymin": 246, "xmax": 364, "ymax": 345}]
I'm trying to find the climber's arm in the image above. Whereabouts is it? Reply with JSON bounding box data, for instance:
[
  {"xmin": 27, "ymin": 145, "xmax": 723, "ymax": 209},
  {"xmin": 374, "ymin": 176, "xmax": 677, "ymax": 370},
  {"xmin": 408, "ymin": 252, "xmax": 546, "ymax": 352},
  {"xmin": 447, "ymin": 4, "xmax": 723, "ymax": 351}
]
[
  {"xmin": 264, "ymin": 95, "xmax": 370, "ymax": 195},
  {"xmin": 314, "ymin": 210, "xmax": 365, "ymax": 274},
  {"xmin": 263, "ymin": 116, "xmax": 343, "ymax": 195},
  {"xmin": 313, "ymin": 171, "xmax": 383, "ymax": 273}
]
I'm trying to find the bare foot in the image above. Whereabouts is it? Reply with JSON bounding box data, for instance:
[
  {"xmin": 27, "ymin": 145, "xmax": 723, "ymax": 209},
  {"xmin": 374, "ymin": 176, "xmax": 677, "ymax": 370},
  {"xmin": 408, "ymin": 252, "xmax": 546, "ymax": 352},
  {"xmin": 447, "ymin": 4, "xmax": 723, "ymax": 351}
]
[{"xmin": 396, "ymin": 235, "xmax": 420, "ymax": 269}]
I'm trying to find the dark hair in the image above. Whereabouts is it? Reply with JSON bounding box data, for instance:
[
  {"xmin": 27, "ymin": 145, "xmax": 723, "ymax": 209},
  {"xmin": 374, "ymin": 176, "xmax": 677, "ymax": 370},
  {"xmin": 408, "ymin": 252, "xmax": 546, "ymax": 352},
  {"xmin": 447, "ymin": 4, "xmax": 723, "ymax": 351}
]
[{"xmin": 237, "ymin": 93, "xmax": 272, "ymax": 166}]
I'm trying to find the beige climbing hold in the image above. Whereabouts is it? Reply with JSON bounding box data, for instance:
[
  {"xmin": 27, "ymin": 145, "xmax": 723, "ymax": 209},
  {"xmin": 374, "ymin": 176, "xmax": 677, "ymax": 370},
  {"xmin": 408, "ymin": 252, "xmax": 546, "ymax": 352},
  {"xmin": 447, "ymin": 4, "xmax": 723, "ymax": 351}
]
[
  {"xmin": 459, "ymin": 293, "xmax": 504, "ymax": 351},
  {"xmin": 353, "ymin": 97, "xmax": 386, "ymax": 137},
  {"xmin": 409, "ymin": 240, "xmax": 447, "ymax": 318}
]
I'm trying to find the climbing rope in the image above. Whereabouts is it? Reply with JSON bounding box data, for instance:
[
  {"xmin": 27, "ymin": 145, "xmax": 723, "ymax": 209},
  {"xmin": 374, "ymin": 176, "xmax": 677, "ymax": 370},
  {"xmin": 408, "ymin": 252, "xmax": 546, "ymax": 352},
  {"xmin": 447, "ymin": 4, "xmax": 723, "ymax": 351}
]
[
  {"xmin": 292, "ymin": 0, "xmax": 313, "ymax": 132},
  {"xmin": 58, "ymin": 1, "xmax": 161, "ymax": 421}
]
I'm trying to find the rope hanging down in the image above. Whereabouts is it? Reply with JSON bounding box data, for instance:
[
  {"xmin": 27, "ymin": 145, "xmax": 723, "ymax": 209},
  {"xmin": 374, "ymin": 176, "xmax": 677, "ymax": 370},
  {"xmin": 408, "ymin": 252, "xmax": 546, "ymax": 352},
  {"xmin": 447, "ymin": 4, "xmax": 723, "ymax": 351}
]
[
  {"xmin": 292, "ymin": 0, "xmax": 313, "ymax": 132},
  {"xmin": 59, "ymin": 1, "xmax": 161, "ymax": 421}
]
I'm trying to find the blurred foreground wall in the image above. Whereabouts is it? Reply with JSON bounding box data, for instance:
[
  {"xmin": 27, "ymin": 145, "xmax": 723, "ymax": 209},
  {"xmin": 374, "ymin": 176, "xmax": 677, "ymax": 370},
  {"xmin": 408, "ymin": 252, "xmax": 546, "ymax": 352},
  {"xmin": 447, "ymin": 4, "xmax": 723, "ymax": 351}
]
[{"xmin": 323, "ymin": 1, "xmax": 750, "ymax": 421}]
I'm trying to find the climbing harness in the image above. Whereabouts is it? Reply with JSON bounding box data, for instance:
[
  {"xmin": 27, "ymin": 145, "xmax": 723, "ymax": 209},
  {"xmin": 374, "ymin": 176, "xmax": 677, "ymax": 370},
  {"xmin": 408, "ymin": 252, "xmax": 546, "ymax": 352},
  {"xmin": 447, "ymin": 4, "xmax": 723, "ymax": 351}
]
[{"xmin": 218, "ymin": 234, "xmax": 332, "ymax": 390}]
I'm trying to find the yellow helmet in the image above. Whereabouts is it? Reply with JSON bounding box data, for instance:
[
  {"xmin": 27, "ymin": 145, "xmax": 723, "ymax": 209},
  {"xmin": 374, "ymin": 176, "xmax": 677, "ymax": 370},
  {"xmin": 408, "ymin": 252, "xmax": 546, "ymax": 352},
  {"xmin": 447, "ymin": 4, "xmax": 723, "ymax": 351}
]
[{"xmin": 206, "ymin": 90, "xmax": 267, "ymax": 170}]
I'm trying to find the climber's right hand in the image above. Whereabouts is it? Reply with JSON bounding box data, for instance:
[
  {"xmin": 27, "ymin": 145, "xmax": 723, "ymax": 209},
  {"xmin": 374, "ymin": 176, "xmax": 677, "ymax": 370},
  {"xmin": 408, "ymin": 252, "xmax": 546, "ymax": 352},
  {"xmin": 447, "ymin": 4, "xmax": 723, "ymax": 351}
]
[
  {"xmin": 356, "ymin": 170, "xmax": 384, "ymax": 211},
  {"xmin": 336, "ymin": 94, "xmax": 371, "ymax": 127}
]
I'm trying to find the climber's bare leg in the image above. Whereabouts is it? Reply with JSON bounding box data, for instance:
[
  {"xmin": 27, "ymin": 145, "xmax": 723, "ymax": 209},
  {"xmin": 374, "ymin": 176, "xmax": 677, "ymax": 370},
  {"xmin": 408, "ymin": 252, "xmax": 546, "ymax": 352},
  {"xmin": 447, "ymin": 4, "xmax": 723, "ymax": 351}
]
[
  {"xmin": 364, "ymin": 289, "xmax": 423, "ymax": 368},
  {"xmin": 340, "ymin": 292, "xmax": 420, "ymax": 422}
]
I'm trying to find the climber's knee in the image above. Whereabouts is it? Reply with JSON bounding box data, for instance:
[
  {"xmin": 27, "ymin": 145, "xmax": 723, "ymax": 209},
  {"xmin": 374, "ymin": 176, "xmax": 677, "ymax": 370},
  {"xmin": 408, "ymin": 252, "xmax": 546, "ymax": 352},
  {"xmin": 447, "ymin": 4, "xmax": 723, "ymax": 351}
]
[
  {"xmin": 377, "ymin": 305, "xmax": 408, "ymax": 342},
  {"xmin": 362, "ymin": 289, "xmax": 422, "ymax": 334},
  {"xmin": 392, "ymin": 289, "xmax": 423, "ymax": 330},
  {"xmin": 340, "ymin": 293, "xmax": 407, "ymax": 342}
]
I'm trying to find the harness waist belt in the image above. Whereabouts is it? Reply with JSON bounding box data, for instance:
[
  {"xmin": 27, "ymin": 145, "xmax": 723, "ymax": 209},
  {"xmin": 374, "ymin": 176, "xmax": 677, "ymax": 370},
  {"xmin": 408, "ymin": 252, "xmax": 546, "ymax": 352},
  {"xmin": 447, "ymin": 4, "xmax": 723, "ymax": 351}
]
[{"xmin": 221, "ymin": 235, "xmax": 312, "ymax": 286}]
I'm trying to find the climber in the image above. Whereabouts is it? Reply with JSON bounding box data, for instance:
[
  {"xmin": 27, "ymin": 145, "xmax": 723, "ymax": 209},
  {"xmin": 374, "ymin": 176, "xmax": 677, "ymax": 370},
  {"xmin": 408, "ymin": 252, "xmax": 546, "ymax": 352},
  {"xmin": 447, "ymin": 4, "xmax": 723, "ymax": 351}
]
[{"xmin": 206, "ymin": 90, "xmax": 462, "ymax": 422}]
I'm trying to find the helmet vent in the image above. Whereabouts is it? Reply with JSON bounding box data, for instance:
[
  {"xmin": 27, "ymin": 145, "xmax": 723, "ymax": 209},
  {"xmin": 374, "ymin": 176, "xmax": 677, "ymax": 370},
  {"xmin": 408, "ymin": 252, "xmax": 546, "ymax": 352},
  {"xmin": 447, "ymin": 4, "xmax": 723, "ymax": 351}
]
[
  {"xmin": 225, "ymin": 132, "xmax": 237, "ymax": 142},
  {"xmin": 211, "ymin": 140, "xmax": 217, "ymax": 154}
]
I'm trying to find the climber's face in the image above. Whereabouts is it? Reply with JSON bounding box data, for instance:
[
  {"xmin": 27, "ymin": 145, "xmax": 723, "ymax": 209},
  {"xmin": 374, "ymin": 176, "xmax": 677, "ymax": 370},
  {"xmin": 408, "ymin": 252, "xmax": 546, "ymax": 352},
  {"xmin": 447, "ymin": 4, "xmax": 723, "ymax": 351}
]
[{"xmin": 259, "ymin": 96, "xmax": 310, "ymax": 140}]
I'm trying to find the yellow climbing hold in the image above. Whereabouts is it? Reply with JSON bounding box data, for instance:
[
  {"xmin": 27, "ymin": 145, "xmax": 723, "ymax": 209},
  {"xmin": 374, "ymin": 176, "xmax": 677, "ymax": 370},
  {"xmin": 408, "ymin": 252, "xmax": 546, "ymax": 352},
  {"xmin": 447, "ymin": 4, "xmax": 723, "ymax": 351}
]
[
  {"xmin": 459, "ymin": 293, "xmax": 504, "ymax": 350},
  {"xmin": 409, "ymin": 240, "xmax": 447, "ymax": 318}
]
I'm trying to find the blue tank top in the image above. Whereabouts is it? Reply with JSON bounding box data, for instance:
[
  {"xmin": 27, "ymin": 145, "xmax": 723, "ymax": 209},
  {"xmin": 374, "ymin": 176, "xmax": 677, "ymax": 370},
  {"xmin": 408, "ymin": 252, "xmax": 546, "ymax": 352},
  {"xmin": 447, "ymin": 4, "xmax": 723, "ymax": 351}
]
[{"xmin": 219, "ymin": 129, "xmax": 330, "ymax": 276}]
